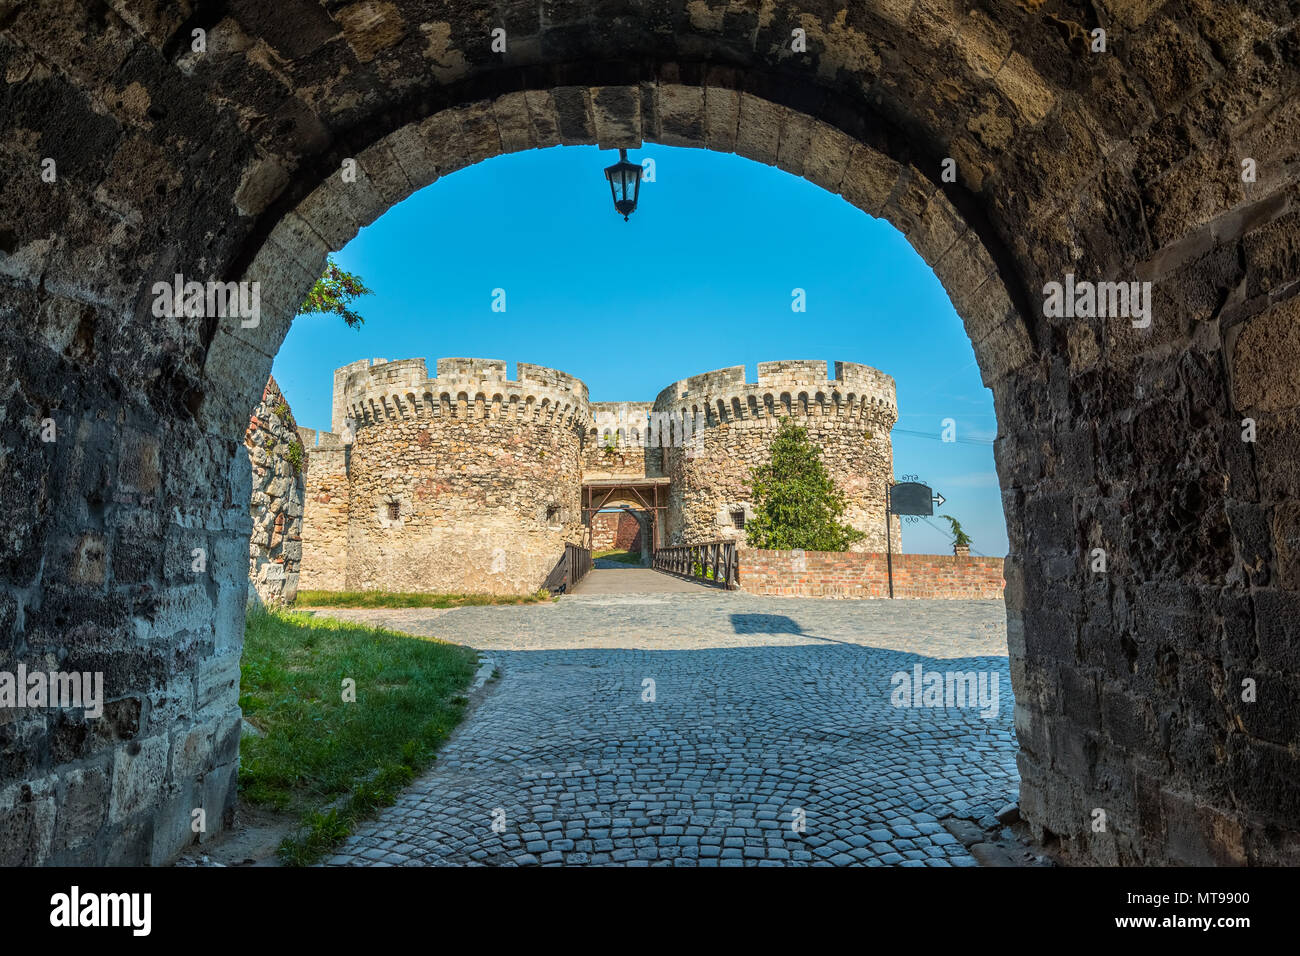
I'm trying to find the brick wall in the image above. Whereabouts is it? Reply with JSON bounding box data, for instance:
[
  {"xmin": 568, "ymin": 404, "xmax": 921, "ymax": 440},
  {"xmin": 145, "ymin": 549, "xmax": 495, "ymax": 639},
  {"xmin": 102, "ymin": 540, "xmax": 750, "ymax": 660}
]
[
  {"xmin": 591, "ymin": 511, "xmax": 645, "ymax": 552},
  {"xmin": 738, "ymin": 549, "xmax": 1005, "ymax": 599}
]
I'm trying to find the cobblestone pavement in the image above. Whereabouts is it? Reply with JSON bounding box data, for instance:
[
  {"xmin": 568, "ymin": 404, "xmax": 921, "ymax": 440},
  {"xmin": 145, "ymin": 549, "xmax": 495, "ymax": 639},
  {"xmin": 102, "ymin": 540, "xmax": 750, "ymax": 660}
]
[{"xmin": 318, "ymin": 594, "xmax": 1018, "ymax": 866}]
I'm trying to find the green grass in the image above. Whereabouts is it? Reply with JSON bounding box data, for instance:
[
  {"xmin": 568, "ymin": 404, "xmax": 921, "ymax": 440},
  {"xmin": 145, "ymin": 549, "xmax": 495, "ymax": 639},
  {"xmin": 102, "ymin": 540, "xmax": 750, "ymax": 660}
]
[
  {"xmin": 238, "ymin": 607, "xmax": 478, "ymax": 865},
  {"xmin": 293, "ymin": 589, "xmax": 552, "ymax": 608},
  {"xmin": 594, "ymin": 549, "xmax": 644, "ymax": 565}
]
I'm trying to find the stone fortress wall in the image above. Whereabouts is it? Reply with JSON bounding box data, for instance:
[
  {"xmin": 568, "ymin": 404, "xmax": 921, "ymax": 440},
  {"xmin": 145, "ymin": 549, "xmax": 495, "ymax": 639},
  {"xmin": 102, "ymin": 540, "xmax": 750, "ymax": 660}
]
[
  {"xmin": 302, "ymin": 357, "xmax": 589, "ymax": 595},
  {"xmin": 653, "ymin": 361, "xmax": 902, "ymax": 551},
  {"xmin": 296, "ymin": 427, "xmax": 350, "ymax": 592},
  {"xmin": 583, "ymin": 401, "xmax": 665, "ymax": 481},
  {"xmin": 243, "ymin": 377, "xmax": 306, "ymax": 604},
  {"xmin": 290, "ymin": 357, "xmax": 899, "ymax": 595}
]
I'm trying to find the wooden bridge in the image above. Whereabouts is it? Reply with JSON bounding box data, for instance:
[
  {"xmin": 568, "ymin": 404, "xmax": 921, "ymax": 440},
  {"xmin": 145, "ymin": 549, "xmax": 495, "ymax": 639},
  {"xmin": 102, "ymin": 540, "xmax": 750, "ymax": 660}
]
[{"xmin": 546, "ymin": 539, "xmax": 740, "ymax": 595}]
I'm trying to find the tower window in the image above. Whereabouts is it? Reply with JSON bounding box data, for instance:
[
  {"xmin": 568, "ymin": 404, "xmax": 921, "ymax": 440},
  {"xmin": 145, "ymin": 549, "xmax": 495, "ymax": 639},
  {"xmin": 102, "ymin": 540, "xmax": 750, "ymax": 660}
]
[
  {"xmin": 731, "ymin": 509, "xmax": 746, "ymax": 529},
  {"xmin": 546, "ymin": 505, "xmax": 561, "ymax": 524},
  {"xmin": 387, "ymin": 502, "xmax": 400, "ymax": 520}
]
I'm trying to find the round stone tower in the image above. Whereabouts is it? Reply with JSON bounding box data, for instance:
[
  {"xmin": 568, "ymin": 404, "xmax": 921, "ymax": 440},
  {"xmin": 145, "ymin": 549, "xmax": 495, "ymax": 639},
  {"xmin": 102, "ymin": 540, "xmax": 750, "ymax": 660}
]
[
  {"xmin": 653, "ymin": 360, "xmax": 900, "ymax": 551},
  {"xmin": 335, "ymin": 357, "xmax": 589, "ymax": 594}
]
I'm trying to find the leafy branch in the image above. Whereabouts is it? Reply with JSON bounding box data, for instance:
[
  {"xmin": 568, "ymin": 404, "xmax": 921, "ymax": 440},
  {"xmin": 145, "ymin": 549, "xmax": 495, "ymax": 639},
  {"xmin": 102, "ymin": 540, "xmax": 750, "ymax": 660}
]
[{"xmin": 297, "ymin": 257, "xmax": 373, "ymax": 328}]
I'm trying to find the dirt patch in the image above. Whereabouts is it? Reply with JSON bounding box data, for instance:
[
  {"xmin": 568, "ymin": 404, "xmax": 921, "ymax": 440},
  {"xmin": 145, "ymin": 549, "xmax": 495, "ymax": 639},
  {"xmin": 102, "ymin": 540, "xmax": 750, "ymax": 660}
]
[{"xmin": 174, "ymin": 804, "xmax": 298, "ymax": 867}]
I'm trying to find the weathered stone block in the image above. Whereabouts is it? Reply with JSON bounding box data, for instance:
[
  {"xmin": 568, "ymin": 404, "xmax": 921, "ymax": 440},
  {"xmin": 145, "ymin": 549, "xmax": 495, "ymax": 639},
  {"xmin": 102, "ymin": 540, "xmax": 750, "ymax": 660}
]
[
  {"xmin": 195, "ymin": 652, "xmax": 242, "ymax": 716},
  {"xmin": 385, "ymin": 122, "xmax": 442, "ymax": 191},
  {"xmin": 493, "ymin": 91, "xmax": 538, "ymax": 155},
  {"xmin": 1231, "ymin": 297, "xmax": 1300, "ymax": 412},
  {"xmin": 703, "ymin": 85, "xmax": 739, "ymax": 153},
  {"xmin": 657, "ymin": 84, "xmax": 705, "ymax": 148},
  {"xmin": 591, "ymin": 85, "xmax": 641, "ymax": 149},
  {"xmin": 552, "ymin": 87, "xmax": 596, "ymax": 145},
  {"xmin": 51, "ymin": 764, "xmax": 109, "ymax": 853},
  {"xmin": 357, "ymin": 140, "xmax": 415, "ymax": 209},
  {"xmin": 0, "ymin": 775, "xmax": 57, "ymax": 866},
  {"xmin": 734, "ymin": 93, "xmax": 781, "ymax": 166},
  {"xmin": 107, "ymin": 734, "xmax": 169, "ymax": 824},
  {"xmin": 838, "ymin": 144, "xmax": 900, "ymax": 219},
  {"xmin": 802, "ymin": 122, "xmax": 854, "ymax": 194}
]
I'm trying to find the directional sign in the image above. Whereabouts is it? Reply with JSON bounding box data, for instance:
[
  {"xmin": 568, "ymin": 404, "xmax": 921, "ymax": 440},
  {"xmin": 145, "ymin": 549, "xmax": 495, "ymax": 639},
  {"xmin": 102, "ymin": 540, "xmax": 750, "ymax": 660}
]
[
  {"xmin": 889, "ymin": 481, "xmax": 937, "ymax": 516},
  {"xmin": 933, "ymin": 492, "xmax": 946, "ymax": 508}
]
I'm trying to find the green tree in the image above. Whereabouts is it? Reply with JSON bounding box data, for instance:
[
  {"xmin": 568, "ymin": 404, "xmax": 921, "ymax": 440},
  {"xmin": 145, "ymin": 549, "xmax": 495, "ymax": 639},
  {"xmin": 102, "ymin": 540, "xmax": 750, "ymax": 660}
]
[
  {"xmin": 744, "ymin": 419, "xmax": 866, "ymax": 551},
  {"xmin": 941, "ymin": 514, "xmax": 972, "ymax": 548},
  {"xmin": 298, "ymin": 257, "xmax": 373, "ymax": 328}
]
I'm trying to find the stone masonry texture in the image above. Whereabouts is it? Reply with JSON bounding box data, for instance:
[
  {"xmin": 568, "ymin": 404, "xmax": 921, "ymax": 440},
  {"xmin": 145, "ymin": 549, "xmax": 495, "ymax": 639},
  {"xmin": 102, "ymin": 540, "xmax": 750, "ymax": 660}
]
[
  {"xmin": 243, "ymin": 376, "xmax": 305, "ymax": 605},
  {"xmin": 0, "ymin": 0, "xmax": 1298, "ymax": 866},
  {"xmin": 308, "ymin": 357, "xmax": 590, "ymax": 596}
]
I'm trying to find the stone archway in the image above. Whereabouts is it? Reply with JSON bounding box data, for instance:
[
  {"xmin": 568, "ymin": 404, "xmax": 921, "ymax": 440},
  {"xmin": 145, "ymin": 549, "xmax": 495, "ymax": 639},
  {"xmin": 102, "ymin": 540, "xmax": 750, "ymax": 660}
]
[
  {"xmin": 590, "ymin": 502, "xmax": 653, "ymax": 560},
  {"xmin": 1, "ymin": 1, "xmax": 1297, "ymax": 866}
]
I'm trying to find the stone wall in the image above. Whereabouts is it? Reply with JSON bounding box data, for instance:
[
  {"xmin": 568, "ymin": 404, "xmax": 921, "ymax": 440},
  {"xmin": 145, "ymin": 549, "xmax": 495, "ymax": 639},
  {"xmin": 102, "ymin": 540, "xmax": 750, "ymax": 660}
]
[
  {"xmin": 656, "ymin": 361, "xmax": 902, "ymax": 551},
  {"xmin": 297, "ymin": 428, "xmax": 350, "ymax": 594},
  {"xmin": 583, "ymin": 402, "xmax": 665, "ymax": 481},
  {"xmin": 243, "ymin": 377, "xmax": 304, "ymax": 605},
  {"xmin": 333, "ymin": 358, "xmax": 589, "ymax": 595},
  {"xmin": 739, "ymin": 549, "xmax": 1005, "ymax": 600}
]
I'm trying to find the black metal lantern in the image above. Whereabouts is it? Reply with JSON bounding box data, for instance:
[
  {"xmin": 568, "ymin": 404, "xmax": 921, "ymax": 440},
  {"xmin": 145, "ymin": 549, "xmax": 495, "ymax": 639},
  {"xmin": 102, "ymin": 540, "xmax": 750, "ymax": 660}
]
[{"xmin": 603, "ymin": 148, "xmax": 642, "ymax": 221}]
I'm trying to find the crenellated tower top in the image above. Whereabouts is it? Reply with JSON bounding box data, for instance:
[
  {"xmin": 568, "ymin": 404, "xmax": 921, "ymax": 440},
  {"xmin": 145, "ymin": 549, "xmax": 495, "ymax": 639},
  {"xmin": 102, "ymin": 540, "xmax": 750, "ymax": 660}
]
[
  {"xmin": 333, "ymin": 357, "xmax": 591, "ymax": 433},
  {"xmin": 651, "ymin": 360, "xmax": 897, "ymax": 428}
]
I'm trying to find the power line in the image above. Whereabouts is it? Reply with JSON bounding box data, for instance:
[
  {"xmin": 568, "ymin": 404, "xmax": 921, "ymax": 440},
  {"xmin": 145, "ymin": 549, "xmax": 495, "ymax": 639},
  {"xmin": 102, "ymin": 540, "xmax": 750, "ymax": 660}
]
[{"xmin": 892, "ymin": 426, "xmax": 995, "ymax": 446}]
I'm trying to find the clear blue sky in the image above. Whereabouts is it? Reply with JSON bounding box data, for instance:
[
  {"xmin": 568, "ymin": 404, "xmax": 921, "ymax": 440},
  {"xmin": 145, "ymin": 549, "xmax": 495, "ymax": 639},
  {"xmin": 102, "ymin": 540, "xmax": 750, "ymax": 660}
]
[{"xmin": 272, "ymin": 144, "xmax": 1008, "ymax": 557}]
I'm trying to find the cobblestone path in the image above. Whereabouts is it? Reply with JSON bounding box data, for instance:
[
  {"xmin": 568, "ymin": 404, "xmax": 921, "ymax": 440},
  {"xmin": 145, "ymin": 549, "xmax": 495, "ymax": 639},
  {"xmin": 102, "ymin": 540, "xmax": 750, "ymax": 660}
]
[{"xmin": 318, "ymin": 593, "xmax": 1018, "ymax": 866}]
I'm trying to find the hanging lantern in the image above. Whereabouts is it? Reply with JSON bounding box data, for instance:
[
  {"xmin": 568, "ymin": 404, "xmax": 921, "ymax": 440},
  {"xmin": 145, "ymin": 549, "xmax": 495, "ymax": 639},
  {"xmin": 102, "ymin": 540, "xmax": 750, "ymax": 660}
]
[{"xmin": 603, "ymin": 148, "xmax": 643, "ymax": 221}]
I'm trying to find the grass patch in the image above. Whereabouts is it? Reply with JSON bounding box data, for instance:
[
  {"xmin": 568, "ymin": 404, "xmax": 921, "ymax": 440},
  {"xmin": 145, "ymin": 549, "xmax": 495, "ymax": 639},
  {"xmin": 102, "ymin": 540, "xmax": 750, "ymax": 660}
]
[
  {"xmin": 594, "ymin": 549, "xmax": 644, "ymax": 565},
  {"xmin": 239, "ymin": 607, "xmax": 478, "ymax": 865},
  {"xmin": 293, "ymin": 589, "xmax": 552, "ymax": 608}
]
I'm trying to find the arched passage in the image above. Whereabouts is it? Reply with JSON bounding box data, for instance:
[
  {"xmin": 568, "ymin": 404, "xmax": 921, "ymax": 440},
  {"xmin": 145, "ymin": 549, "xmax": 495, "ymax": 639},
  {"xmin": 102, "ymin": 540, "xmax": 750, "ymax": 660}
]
[{"xmin": 1, "ymin": 1, "xmax": 1297, "ymax": 866}]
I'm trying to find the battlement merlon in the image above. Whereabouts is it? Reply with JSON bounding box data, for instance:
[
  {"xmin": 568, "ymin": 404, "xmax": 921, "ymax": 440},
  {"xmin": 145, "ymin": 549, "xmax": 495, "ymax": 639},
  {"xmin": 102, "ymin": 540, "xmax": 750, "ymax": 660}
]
[
  {"xmin": 653, "ymin": 366, "xmax": 747, "ymax": 406},
  {"xmin": 332, "ymin": 358, "xmax": 386, "ymax": 432},
  {"xmin": 435, "ymin": 357, "xmax": 507, "ymax": 381},
  {"xmin": 517, "ymin": 363, "xmax": 589, "ymax": 401},
  {"xmin": 755, "ymin": 360, "xmax": 830, "ymax": 385},
  {"xmin": 298, "ymin": 426, "xmax": 348, "ymax": 451},
  {"xmin": 590, "ymin": 402, "xmax": 655, "ymax": 432},
  {"xmin": 832, "ymin": 361, "xmax": 897, "ymax": 394}
]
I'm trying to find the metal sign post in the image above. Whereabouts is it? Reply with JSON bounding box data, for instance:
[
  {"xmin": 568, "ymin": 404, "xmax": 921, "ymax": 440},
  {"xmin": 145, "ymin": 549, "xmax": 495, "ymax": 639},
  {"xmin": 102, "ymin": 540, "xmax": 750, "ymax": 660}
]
[{"xmin": 885, "ymin": 502, "xmax": 894, "ymax": 599}]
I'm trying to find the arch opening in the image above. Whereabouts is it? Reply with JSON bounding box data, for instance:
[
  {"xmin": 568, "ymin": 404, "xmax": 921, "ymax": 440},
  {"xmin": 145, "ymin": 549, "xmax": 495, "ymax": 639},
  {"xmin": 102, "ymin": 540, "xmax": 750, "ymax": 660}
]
[{"xmin": 2, "ymin": 1, "xmax": 1298, "ymax": 869}]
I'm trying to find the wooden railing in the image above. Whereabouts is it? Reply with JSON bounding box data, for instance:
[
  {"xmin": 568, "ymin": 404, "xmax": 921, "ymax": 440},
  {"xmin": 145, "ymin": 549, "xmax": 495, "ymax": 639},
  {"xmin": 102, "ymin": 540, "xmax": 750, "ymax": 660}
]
[
  {"xmin": 569, "ymin": 541, "xmax": 592, "ymax": 588},
  {"xmin": 652, "ymin": 540, "xmax": 739, "ymax": 589},
  {"xmin": 542, "ymin": 542, "xmax": 593, "ymax": 595}
]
